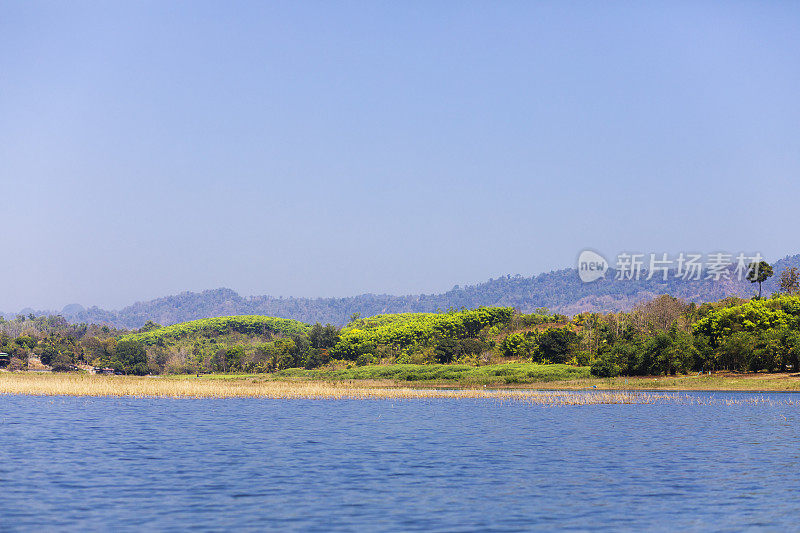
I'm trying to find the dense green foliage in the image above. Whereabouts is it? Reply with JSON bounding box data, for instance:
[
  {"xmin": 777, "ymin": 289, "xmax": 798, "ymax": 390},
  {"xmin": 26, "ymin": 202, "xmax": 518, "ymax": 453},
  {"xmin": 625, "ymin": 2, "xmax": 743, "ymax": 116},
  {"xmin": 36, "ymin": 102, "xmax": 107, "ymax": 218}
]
[
  {"xmin": 585, "ymin": 291, "xmax": 800, "ymax": 377},
  {"xmin": 114, "ymin": 316, "xmax": 326, "ymax": 374},
  {"xmin": 275, "ymin": 362, "xmax": 589, "ymax": 385},
  {"xmin": 537, "ymin": 328, "xmax": 580, "ymax": 364},
  {"xmin": 332, "ymin": 307, "xmax": 514, "ymax": 362},
  {"xmin": 0, "ymin": 314, "xmax": 124, "ymax": 372},
  {"xmin": 690, "ymin": 296, "xmax": 800, "ymax": 372},
  {"xmin": 107, "ymin": 340, "xmax": 149, "ymax": 375},
  {"xmin": 120, "ymin": 315, "xmax": 310, "ymax": 346},
  {"xmin": 99, "ymin": 307, "xmax": 526, "ymax": 374},
  {"xmin": 692, "ymin": 297, "xmax": 796, "ymax": 345}
]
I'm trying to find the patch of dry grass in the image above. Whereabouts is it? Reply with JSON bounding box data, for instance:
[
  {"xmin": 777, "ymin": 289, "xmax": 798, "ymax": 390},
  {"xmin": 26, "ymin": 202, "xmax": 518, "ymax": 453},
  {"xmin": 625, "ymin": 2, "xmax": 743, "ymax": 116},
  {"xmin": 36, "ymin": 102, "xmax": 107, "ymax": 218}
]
[
  {"xmin": 576, "ymin": 372, "xmax": 800, "ymax": 391},
  {"xmin": 0, "ymin": 372, "xmax": 796, "ymax": 405},
  {"xmin": 0, "ymin": 372, "xmax": 617, "ymax": 402}
]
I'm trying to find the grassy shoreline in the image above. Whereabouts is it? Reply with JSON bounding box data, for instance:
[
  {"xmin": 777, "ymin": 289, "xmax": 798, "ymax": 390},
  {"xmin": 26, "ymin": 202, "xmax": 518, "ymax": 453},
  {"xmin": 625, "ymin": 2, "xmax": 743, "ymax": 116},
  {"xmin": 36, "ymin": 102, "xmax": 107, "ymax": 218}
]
[
  {"xmin": 260, "ymin": 363, "xmax": 800, "ymax": 391},
  {"xmin": 182, "ymin": 370, "xmax": 800, "ymax": 392},
  {"xmin": 2, "ymin": 365, "xmax": 800, "ymax": 400},
  {"xmin": 0, "ymin": 372, "xmax": 657, "ymax": 403}
]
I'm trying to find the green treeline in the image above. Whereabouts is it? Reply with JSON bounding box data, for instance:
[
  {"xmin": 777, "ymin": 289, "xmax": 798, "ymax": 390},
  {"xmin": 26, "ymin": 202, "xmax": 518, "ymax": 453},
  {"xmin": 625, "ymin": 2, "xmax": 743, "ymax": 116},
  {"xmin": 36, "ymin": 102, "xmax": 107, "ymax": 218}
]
[
  {"xmin": 131, "ymin": 307, "xmax": 524, "ymax": 373},
  {"xmin": 3, "ymin": 264, "xmax": 800, "ymax": 378},
  {"xmin": 0, "ymin": 307, "xmax": 568, "ymax": 375},
  {"xmin": 121, "ymin": 315, "xmax": 310, "ymax": 345},
  {"xmin": 586, "ymin": 294, "xmax": 800, "ymax": 376}
]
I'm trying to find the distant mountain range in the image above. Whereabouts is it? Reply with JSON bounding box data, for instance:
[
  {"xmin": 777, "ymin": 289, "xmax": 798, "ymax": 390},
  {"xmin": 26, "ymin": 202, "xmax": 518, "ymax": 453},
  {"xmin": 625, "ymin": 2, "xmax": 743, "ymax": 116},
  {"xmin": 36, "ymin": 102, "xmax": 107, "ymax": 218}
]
[{"xmin": 7, "ymin": 254, "xmax": 800, "ymax": 329}]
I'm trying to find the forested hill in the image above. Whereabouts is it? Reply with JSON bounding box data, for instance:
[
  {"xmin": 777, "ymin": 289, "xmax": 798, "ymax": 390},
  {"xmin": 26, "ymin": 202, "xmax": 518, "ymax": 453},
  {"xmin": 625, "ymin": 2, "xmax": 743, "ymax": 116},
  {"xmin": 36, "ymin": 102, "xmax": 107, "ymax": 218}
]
[{"xmin": 9, "ymin": 254, "xmax": 800, "ymax": 329}]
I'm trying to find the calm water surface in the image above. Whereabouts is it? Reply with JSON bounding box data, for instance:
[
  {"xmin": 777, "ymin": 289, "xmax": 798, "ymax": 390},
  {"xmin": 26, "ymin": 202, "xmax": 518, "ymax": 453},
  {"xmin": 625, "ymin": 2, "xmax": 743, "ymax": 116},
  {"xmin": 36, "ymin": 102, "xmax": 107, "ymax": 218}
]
[{"xmin": 1, "ymin": 392, "xmax": 799, "ymax": 531}]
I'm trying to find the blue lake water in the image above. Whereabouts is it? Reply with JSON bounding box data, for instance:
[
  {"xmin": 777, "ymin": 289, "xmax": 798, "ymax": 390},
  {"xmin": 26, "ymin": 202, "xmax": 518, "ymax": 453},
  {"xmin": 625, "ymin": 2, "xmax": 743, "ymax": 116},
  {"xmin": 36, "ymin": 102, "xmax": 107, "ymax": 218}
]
[{"xmin": 1, "ymin": 392, "xmax": 799, "ymax": 531}]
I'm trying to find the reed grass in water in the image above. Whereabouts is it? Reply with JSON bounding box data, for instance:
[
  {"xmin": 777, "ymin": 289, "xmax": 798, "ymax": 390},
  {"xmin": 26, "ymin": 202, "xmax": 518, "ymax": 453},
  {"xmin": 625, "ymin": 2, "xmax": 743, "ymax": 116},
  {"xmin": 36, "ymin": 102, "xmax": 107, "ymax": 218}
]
[{"xmin": 0, "ymin": 373, "xmax": 795, "ymax": 405}]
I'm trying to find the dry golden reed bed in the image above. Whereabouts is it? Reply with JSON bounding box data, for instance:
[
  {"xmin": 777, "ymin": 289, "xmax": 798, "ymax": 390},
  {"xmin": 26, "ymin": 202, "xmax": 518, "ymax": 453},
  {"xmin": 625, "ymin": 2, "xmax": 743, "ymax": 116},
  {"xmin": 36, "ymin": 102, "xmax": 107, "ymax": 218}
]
[{"xmin": 0, "ymin": 372, "xmax": 794, "ymax": 405}]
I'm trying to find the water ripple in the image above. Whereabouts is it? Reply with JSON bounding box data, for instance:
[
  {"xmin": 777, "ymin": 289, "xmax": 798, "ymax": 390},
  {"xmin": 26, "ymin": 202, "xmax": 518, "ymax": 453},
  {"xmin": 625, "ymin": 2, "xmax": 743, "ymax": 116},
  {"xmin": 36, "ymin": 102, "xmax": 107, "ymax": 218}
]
[{"xmin": 1, "ymin": 393, "xmax": 799, "ymax": 531}]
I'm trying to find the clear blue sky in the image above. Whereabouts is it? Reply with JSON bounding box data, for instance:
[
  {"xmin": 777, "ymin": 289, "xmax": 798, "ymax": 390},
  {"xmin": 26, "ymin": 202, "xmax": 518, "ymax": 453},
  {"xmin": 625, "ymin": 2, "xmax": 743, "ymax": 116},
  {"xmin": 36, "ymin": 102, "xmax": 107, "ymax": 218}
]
[{"xmin": 1, "ymin": 1, "xmax": 799, "ymax": 311}]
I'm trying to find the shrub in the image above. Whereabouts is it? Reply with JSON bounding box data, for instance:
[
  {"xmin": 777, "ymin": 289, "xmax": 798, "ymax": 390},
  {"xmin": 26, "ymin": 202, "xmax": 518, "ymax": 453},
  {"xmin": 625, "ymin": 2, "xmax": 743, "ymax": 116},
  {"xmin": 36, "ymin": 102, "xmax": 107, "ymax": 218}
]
[
  {"xmin": 434, "ymin": 337, "xmax": 459, "ymax": 364},
  {"xmin": 718, "ymin": 332, "xmax": 755, "ymax": 371},
  {"xmin": 40, "ymin": 345, "xmax": 58, "ymax": 366},
  {"xmin": 536, "ymin": 328, "xmax": 579, "ymax": 364},
  {"xmin": 355, "ymin": 353, "xmax": 373, "ymax": 366},
  {"xmin": 50, "ymin": 352, "xmax": 75, "ymax": 372},
  {"xmin": 111, "ymin": 339, "xmax": 149, "ymax": 375},
  {"xmin": 573, "ymin": 351, "xmax": 591, "ymax": 367},
  {"xmin": 304, "ymin": 349, "xmax": 331, "ymax": 369},
  {"xmin": 501, "ymin": 333, "xmax": 529, "ymax": 358},
  {"xmin": 309, "ymin": 324, "xmax": 341, "ymax": 350},
  {"xmin": 591, "ymin": 353, "xmax": 620, "ymax": 377},
  {"xmin": 14, "ymin": 336, "xmax": 37, "ymax": 350},
  {"xmin": 333, "ymin": 307, "xmax": 514, "ymax": 360}
]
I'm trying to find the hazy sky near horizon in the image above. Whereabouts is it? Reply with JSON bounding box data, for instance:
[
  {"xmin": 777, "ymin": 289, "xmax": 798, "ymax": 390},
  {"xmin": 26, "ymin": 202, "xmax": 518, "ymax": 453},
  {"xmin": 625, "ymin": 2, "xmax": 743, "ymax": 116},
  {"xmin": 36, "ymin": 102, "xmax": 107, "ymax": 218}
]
[{"xmin": 2, "ymin": 1, "xmax": 799, "ymax": 311}]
